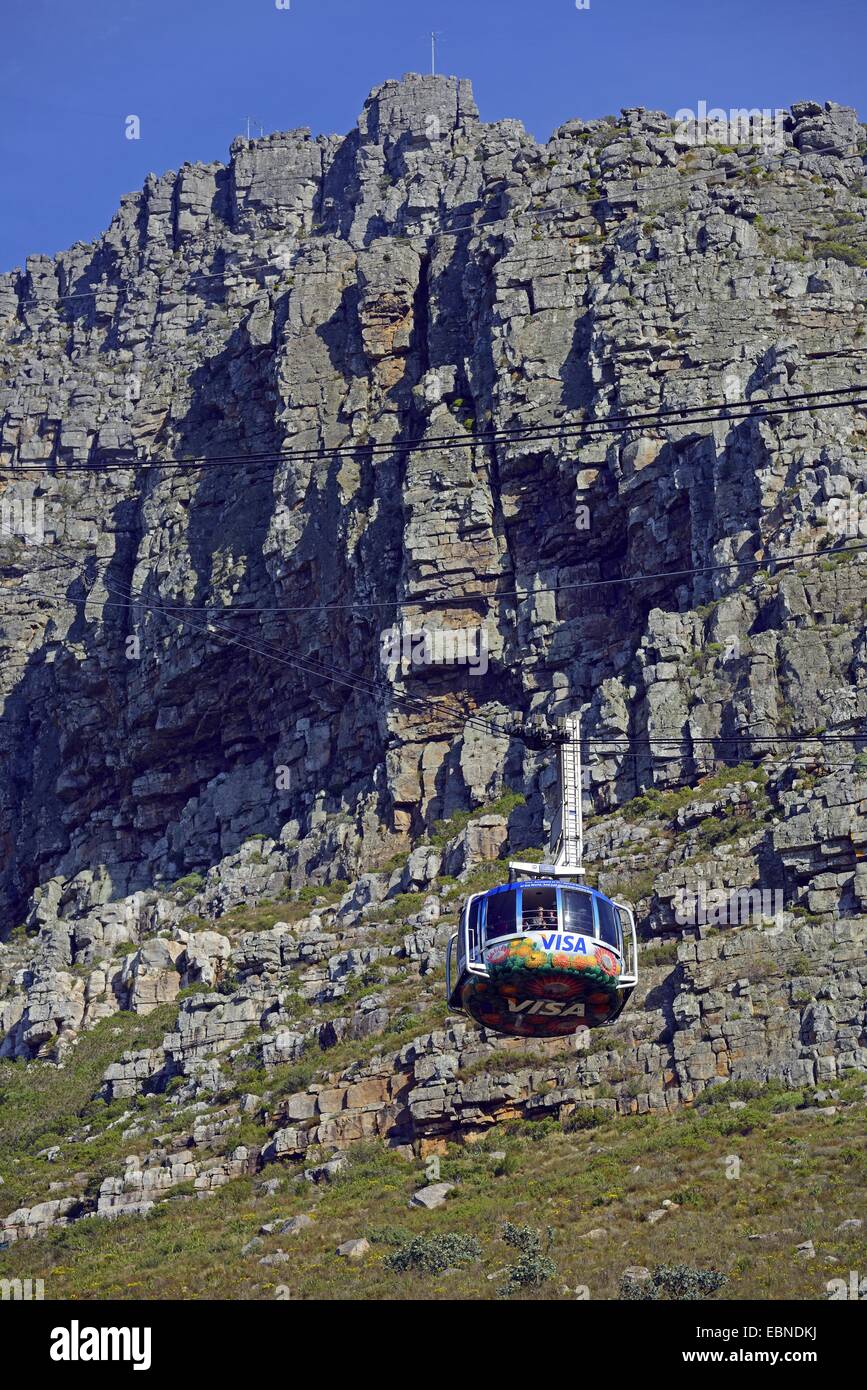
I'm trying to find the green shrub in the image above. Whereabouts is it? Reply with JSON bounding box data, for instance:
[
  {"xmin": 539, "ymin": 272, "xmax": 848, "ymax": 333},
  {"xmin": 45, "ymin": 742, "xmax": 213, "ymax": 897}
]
[
  {"xmin": 367, "ymin": 1225, "xmax": 414, "ymax": 1247},
  {"xmin": 621, "ymin": 1264, "xmax": 727, "ymax": 1300},
  {"xmin": 696, "ymin": 1078, "xmax": 789, "ymax": 1107},
  {"xmin": 457, "ymin": 1049, "xmax": 552, "ymax": 1080},
  {"xmin": 456, "ymin": 861, "xmax": 514, "ymax": 895},
  {"xmin": 296, "ymin": 879, "xmax": 350, "ymax": 905},
  {"xmin": 370, "ymin": 891, "xmax": 426, "ymax": 924},
  {"xmin": 427, "ymin": 792, "xmax": 526, "ymax": 847},
  {"xmin": 607, "ymin": 869, "xmax": 655, "ymax": 904},
  {"xmin": 617, "ymin": 764, "xmax": 768, "ymax": 826},
  {"xmin": 169, "ymin": 873, "xmax": 205, "ymax": 903},
  {"xmin": 641, "ymin": 939, "xmax": 679, "ymax": 967},
  {"xmin": 502, "ymin": 1115, "xmax": 559, "ymax": 1140},
  {"xmin": 499, "ymin": 1222, "xmax": 557, "ymax": 1295},
  {"xmin": 562, "ymin": 1106, "xmax": 605, "ymax": 1132},
  {"xmin": 176, "ymin": 983, "xmax": 211, "ymax": 1001},
  {"xmin": 385, "ymin": 1232, "xmax": 481, "ymax": 1275},
  {"xmin": 813, "ymin": 240, "xmax": 867, "ymax": 267}
]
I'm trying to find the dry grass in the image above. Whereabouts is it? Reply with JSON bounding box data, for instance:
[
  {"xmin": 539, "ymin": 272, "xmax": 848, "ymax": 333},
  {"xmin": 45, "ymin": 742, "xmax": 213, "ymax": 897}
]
[{"xmin": 2, "ymin": 1085, "xmax": 864, "ymax": 1301}]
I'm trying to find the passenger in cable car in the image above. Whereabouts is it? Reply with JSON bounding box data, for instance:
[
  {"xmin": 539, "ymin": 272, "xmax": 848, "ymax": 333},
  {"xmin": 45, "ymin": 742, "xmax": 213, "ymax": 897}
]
[
  {"xmin": 521, "ymin": 884, "xmax": 558, "ymax": 932},
  {"xmin": 523, "ymin": 904, "xmax": 558, "ymax": 931}
]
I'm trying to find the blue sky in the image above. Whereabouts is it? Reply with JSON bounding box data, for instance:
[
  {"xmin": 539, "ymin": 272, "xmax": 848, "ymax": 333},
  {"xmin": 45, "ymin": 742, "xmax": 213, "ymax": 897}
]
[{"xmin": 1, "ymin": 0, "xmax": 864, "ymax": 273}]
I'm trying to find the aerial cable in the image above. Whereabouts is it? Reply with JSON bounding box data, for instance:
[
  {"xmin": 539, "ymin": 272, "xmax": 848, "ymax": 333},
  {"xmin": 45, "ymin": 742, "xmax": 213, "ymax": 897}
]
[
  {"xmin": 6, "ymin": 536, "xmax": 867, "ymax": 621},
  {"xmin": 2, "ymin": 383, "xmax": 864, "ymax": 476},
  {"xmin": 10, "ymin": 571, "xmax": 866, "ymax": 763},
  {"xmin": 97, "ymin": 573, "xmax": 493, "ymax": 741}
]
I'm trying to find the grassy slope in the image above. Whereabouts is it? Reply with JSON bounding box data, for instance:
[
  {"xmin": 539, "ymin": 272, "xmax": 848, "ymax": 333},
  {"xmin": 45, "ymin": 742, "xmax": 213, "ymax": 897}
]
[
  {"xmin": 2, "ymin": 774, "xmax": 864, "ymax": 1299},
  {"xmin": 0, "ymin": 1007, "xmax": 182, "ymax": 1217},
  {"xmin": 1, "ymin": 1081, "xmax": 865, "ymax": 1300}
]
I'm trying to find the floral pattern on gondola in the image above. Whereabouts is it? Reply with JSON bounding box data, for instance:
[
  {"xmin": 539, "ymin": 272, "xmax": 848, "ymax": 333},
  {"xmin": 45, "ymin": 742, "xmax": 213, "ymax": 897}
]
[
  {"xmin": 486, "ymin": 936, "xmax": 620, "ymax": 992},
  {"xmin": 457, "ymin": 935, "xmax": 623, "ymax": 1037}
]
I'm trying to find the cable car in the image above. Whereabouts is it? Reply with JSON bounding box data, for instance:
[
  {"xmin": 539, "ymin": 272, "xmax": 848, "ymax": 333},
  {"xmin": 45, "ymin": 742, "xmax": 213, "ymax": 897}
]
[
  {"xmin": 444, "ymin": 712, "xmax": 638, "ymax": 1038},
  {"xmin": 446, "ymin": 876, "xmax": 637, "ymax": 1038}
]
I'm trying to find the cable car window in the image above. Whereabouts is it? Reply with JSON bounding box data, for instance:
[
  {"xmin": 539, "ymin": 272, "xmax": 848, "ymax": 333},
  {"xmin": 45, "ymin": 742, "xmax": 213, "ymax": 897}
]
[
  {"xmin": 520, "ymin": 885, "xmax": 558, "ymax": 932},
  {"xmin": 561, "ymin": 889, "xmax": 594, "ymax": 938},
  {"xmin": 595, "ymin": 896, "xmax": 620, "ymax": 950},
  {"xmin": 485, "ymin": 889, "xmax": 518, "ymax": 940},
  {"xmin": 466, "ymin": 896, "xmax": 482, "ymax": 960}
]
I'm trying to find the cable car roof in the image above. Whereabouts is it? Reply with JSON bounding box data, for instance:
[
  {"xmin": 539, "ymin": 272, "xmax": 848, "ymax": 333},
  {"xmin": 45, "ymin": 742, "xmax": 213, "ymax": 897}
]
[{"xmin": 472, "ymin": 879, "xmax": 613, "ymax": 900}]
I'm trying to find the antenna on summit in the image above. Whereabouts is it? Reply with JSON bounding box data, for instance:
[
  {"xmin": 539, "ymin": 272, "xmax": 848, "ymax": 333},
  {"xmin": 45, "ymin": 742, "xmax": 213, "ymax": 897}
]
[{"xmin": 429, "ymin": 30, "xmax": 443, "ymax": 75}]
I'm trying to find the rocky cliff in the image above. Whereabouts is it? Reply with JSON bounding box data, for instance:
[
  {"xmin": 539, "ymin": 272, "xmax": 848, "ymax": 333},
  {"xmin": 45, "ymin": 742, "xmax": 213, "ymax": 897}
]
[
  {"xmin": 0, "ymin": 78, "xmax": 866, "ymax": 1280},
  {"xmin": 2, "ymin": 76, "xmax": 865, "ymax": 919}
]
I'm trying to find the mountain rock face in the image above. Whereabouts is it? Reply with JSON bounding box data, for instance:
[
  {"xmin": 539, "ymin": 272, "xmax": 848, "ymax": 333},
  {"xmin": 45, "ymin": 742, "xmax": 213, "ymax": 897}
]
[
  {"xmin": 0, "ymin": 82, "xmax": 866, "ymax": 1246},
  {"xmin": 1, "ymin": 76, "xmax": 865, "ymax": 927}
]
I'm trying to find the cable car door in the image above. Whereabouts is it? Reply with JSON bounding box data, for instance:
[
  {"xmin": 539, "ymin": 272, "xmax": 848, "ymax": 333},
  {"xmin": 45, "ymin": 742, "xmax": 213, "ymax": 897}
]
[{"xmin": 448, "ymin": 894, "xmax": 481, "ymax": 1007}]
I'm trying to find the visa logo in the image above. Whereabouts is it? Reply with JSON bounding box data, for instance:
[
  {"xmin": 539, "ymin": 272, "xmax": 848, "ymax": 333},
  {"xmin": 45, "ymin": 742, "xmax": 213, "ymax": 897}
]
[
  {"xmin": 507, "ymin": 998, "xmax": 586, "ymax": 1017},
  {"xmin": 537, "ymin": 934, "xmax": 591, "ymax": 953}
]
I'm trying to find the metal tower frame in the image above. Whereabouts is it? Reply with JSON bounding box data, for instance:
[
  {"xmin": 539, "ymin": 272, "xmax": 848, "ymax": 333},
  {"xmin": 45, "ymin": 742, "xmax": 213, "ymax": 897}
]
[{"xmin": 509, "ymin": 712, "xmax": 585, "ymax": 882}]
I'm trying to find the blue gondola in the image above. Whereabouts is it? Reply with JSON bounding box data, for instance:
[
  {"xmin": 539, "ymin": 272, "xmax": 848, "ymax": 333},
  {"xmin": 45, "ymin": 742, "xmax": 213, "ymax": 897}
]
[{"xmin": 446, "ymin": 875, "xmax": 637, "ymax": 1038}]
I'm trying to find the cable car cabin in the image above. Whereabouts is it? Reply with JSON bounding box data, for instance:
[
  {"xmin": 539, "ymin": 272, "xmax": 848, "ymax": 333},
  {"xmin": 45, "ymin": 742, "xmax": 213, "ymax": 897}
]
[{"xmin": 446, "ymin": 880, "xmax": 638, "ymax": 1039}]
